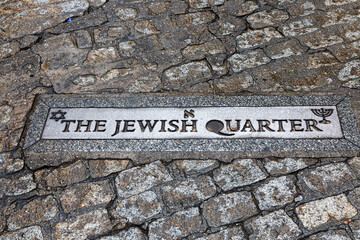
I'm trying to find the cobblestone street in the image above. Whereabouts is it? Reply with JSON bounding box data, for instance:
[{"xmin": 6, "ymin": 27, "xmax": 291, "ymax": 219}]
[{"xmin": 1, "ymin": 0, "xmax": 360, "ymax": 239}]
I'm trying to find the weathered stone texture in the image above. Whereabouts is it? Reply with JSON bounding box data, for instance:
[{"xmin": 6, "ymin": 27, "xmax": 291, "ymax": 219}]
[
  {"xmin": 7, "ymin": 196, "xmax": 59, "ymax": 230},
  {"xmin": 148, "ymin": 207, "xmax": 207, "ymax": 240},
  {"xmin": 0, "ymin": 173, "xmax": 36, "ymax": 198},
  {"xmin": 115, "ymin": 161, "xmax": 172, "ymax": 198},
  {"xmin": 0, "ymin": 153, "xmax": 24, "ymax": 175},
  {"xmin": 97, "ymin": 227, "xmax": 146, "ymax": 240},
  {"xmin": 306, "ymin": 229, "xmax": 352, "ymax": 240},
  {"xmin": 161, "ymin": 175, "xmax": 217, "ymax": 211},
  {"xmin": 194, "ymin": 225, "xmax": 245, "ymax": 240},
  {"xmin": 201, "ymin": 191, "xmax": 258, "ymax": 227},
  {"xmin": 169, "ymin": 160, "xmax": 219, "ymax": 176},
  {"xmin": 264, "ymin": 158, "xmax": 317, "ymax": 175},
  {"xmin": 236, "ymin": 28, "xmax": 283, "ymax": 50},
  {"xmin": 347, "ymin": 187, "xmax": 360, "ymax": 209},
  {"xmin": 0, "ymin": 226, "xmax": 44, "ymax": 240},
  {"xmin": 111, "ymin": 190, "xmax": 164, "ymax": 224},
  {"xmin": 298, "ymin": 163, "xmax": 358, "ymax": 198},
  {"xmin": 296, "ymin": 194, "xmax": 357, "ymax": 230},
  {"xmin": 35, "ymin": 161, "xmax": 89, "ymax": 188},
  {"xmin": 254, "ymin": 176, "xmax": 297, "ymax": 210},
  {"xmin": 60, "ymin": 180, "xmax": 114, "ymax": 212},
  {"xmin": 228, "ymin": 50, "xmax": 271, "ymax": 73},
  {"xmin": 89, "ymin": 160, "xmax": 130, "ymax": 178},
  {"xmin": 350, "ymin": 220, "xmax": 360, "ymax": 240},
  {"xmin": 246, "ymin": 210, "xmax": 302, "ymax": 240},
  {"xmin": 54, "ymin": 208, "xmax": 113, "ymax": 240},
  {"xmin": 213, "ymin": 159, "xmax": 267, "ymax": 191},
  {"xmin": 264, "ymin": 39, "xmax": 306, "ymax": 60},
  {"xmin": 247, "ymin": 10, "xmax": 289, "ymax": 29}
]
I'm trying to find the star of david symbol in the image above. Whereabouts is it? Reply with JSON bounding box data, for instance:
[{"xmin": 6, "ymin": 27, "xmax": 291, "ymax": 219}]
[{"xmin": 50, "ymin": 110, "xmax": 67, "ymax": 122}]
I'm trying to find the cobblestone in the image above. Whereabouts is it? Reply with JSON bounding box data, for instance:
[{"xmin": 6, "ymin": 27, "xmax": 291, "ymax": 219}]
[
  {"xmin": 35, "ymin": 161, "xmax": 89, "ymax": 188},
  {"xmin": 298, "ymin": 163, "xmax": 358, "ymax": 199},
  {"xmin": 97, "ymin": 227, "xmax": 146, "ymax": 240},
  {"xmin": 169, "ymin": 160, "xmax": 219, "ymax": 176},
  {"xmin": 148, "ymin": 207, "xmax": 207, "ymax": 240},
  {"xmin": 89, "ymin": 160, "xmax": 130, "ymax": 178},
  {"xmin": 245, "ymin": 210, "xmax": 302, "ymax": 240},
  {"xmin": 0, "ymin": 173, "xmax": 36, "ymax": 198},
  {"xmin": 263, "ymin": 158, "xmax": 317, "ymax": 175},
  {"xmin": 0, "ymin": 226, "xmax": 44, "ymax": 240},
  {"xmin": 0, "ymin": 153, "xmax": 23, "ymax": 175},
  {"xmin": 213, "ymin": 159, "xmax": 267, "ymax": 191},
  {"xmin": 254, "ymin": 176, "xmax": 297, "ymax": 210},
  {"xmin": 201, "ymin": 191, "xmax": 258, "ymax": 227},
  {"xmin": 54, "ymin": 208, "xmax": 113, "ymax": 240},
  {"xmin": 194, "ymin": 225, "xmax": 245, "ymax": 239},
  {"xmin": 296, "ymin": 194, "xmax": 357, "ymax": 230},
  {"xmin": 111, "ymin": 190, "xmax": 164, "ymax": 224},
  {"xmin": 115, "ymin": 161, "xmax": 172, "ymax": 198},
  {"xmin": 306, "ymin": 229, "xmax": 352, "ymax": 239},
  {"xmin": 59, "ymin": 180, "xmax": 114, "ymax": 213},
  {"xmin": 350, "ymin": 220, "xmax": 360, "ymax": 240}
]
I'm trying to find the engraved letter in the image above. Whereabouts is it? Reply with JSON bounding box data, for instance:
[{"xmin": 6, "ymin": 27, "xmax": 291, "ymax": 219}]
[
  {"xmin": 241, "ymin": 119, "xmax": 256, "ymax": 132},
  {"xmin": 226, "ymin": 120, "xmax": 241, "ymax": 132},
  {"xmin": 257, "ymin": 120, "xmax": 275, "ymax": 132},
  {"xmin": 290, "ymin": 119, "xmax": 304, "ymax": 132},
  {"xmin": 137, "ymin": 120, "xmax": 159, "ymax": 132},
  {"xmin": 181, "ymin": 120, "xmax": 198, "ymax": 132},
  {"xmin": 75, "ymin": 120, "xmax": 93, "ymax": 132},
  {"xmin": 304, "ymin": 119, "xmax": 323, "ymax": 132},
  {"xmin": 272, "ymin": 119, "xmax": 288, "ymax": 132},
  {"xmin": 168, "ymin": 120, "xmax": 179, "ymax": 132},
  {"xmin": 122, "ymin": 120, "xmax": 136, "ymax": 132},
  {"xmin": 94, "ymin": 120, "xmax": 107, "ymax": 132},
  {"xmin": 159, "ymin": 120, "xmax": 167, "ymax": 132},
  {"xmin": 111, "ymin": 120, "xmax": 122, "ymax": 137},
  {"xmin": 61, "ymin": 120, "xmax": 76, "ymax": 132}
]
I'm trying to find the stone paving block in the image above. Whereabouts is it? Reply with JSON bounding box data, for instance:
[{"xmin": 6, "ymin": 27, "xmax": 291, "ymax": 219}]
[
  {"xmin": 209, "ymin": 13, "xmax": 246, "ymax": 36},
  {"xmin": 348, "ymin": 156, "xmax": 360, "ymax": 176},
  {"xmin": 89, "ymin": 160, "xmax": 130, "ymax": 178},
  {"xmin": 169, "ymin": 160, "xmax": 219, "ymax": 176},
  {"xmin": 347, "ymin": 187, "xmax": 360, "ymax": 209},
  {"xmin": 296, "ymin": 194, "xmax": 357, "ymax": 230},
  {"xmin": 338, "ymin": 59, "xmax": 360, "ymax": 89},
  {"xmin": 0, "ymin": 226, "xmax": 44, "ymax": 240},
  {"xmin": 194, "ymin": 225, "xmax": 245, "ymax": 240},
  {"xmin": 305, "ymin": 229, "xmax": 351, "ymax": 240},
  {"xmin": 236, "ymin": 28, "xmax": 283, "ymax": 50},
  {"xmin": 73, "ymin": 30, "xmax": 93, "ymax": 49},
  {"xmin": 161, "ymin": 175, "xmax": 217, "ymax": 211},
  {"xmin": 264, "ymin": 157, "xmax": 317, "ymax": 175},
  {"xmin": 111, "ymin": 190, "xmax": 164, "ymax": 224},
  {"xmin": 349, "ymin": 219, "xmax": 360, "ymax": 240},
  {"xmin": 97, "ymin": 227, "xmax": 146, "ymax": 240},
  {"xmin": 115, "ymin": 161, "xmax": 172, "ymax": 198},
  {"xmin": 182, "ymin": 39, "xmax": 226, "ymax": 60},
  {"xmin": 213, "ymin": 159, "xmax": 267, "ymax": 191},
  {"xmin": 0, "ymin": 41, "xmax": 20, "ymax": 60},
  {"xmin": 54, "ymin": 208, "xmax": 113, "ymax": 240},
  {"xmin": 245, "ymin": 210, "xmax": 302, "ymax": 240},
  {"xmin": 213, "ymin": 71, "xmax": 254, "ymax": 93},
  {"xmin": 0, "ymin": 0, "xmax": 89, "ymax": 39},
  {"xmin": 60, "ymin": 180, "xmax": 114, "ymax": 213},
  {"xmin": 35, "ymin": 161, "xmax": 89, "ymax": 188},
  {"xmin": 201, "ymin": 191, "xmax": 258, "ymax": 227},
  {"xmin": 264, "ymin": 39, "xmax": 306, "ymax": 60},
  {"xmin": 7, "ymin": 195, "xmax": 59, "ymax": 231},
  {"xmin": 298, "ymin": 163, "xmax": 358, "ymax": 198},
  {"xmin": 148, "ymin": 207, "xmax": 207, "ymax": 240},
  {"xmin": 299, "ymin": 29, "xmax": 343, "ymax": 49},
  {"xmin": 247, "ymin": 10, "xmax": 289, "ymax": 29},
  {"xmin": 0, "ymin": 153, "xmax": 24, "ymax": 175},
  {"xmin": 329, "ymin": 40, "xmax": 360, "ymax": 62},
  {"xmin": 163, "ymin": 61, "xmax": 212, "ymax": 89},
  {"xmin": 254, "ymin": 176, "xmax": 297, "ymax": 210},
  {"xmin": 281, "ymin": 16, "xmax": 319, "ymax": 37},
  {"xmin": 0, "ymin": 173, "xmax": 36, "ymax": 198},
  {"xmin": 219, "ymin": 0, "xmax": 259, "ymax": 16},
  {"xmin": 228, "ymin": 50, "xmax": 271, "ymax": 73}
]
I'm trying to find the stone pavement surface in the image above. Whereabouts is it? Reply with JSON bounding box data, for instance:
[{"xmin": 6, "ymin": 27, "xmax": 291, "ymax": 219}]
[{"xmin": 1, "ymin": 0, "xmax": 360, "ymax": 239}]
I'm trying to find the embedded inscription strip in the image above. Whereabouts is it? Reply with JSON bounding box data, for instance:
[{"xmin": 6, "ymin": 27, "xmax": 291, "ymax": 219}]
[{"xmin": 42, "ymin": 106, "xmax": 343, "ymax": 139}]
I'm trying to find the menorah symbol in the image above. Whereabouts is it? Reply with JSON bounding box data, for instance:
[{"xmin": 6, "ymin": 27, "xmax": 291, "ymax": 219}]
[{"xmin": 311, "ymin": 108, "xmax": 333, "ymax": 124}]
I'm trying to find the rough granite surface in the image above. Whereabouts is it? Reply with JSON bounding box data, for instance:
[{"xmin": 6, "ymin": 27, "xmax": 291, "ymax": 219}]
[{"xmin": 1, "ymin": 0, "xmax": 360, "ymax": 239}]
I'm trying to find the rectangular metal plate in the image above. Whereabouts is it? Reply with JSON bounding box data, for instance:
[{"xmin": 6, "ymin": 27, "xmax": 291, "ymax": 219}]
[
  {"xmin": 23, "ymin": 95, "xmax": 360, "ymax": 169},
  {"xmin": 42, "ymin": 106, "xmax": 343, "ymax": 139}
]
